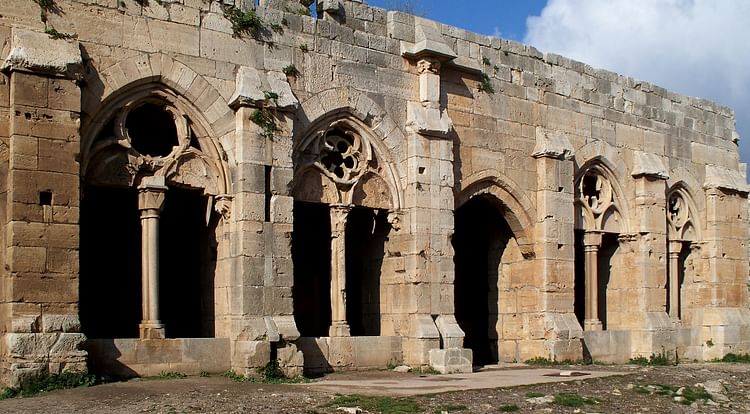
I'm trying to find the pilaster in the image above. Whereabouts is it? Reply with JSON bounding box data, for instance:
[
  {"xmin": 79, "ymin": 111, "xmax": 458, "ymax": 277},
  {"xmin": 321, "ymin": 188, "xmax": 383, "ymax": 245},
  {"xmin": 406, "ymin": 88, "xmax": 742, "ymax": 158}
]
[
  {"xmin": 0, "ymin": 29, "xmax": 86, "ymax": 387},
  {"xmin": 531, "ymin": 127, "xmax": 582, "ymax": 360}
]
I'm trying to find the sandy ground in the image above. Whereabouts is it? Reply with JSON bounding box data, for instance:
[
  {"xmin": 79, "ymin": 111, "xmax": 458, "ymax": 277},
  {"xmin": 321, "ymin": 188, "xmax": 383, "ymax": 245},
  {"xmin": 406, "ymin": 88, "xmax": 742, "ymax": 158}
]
[{"xmin": 0, "ymin": 363, "xmax": 748, "ymax": 413}]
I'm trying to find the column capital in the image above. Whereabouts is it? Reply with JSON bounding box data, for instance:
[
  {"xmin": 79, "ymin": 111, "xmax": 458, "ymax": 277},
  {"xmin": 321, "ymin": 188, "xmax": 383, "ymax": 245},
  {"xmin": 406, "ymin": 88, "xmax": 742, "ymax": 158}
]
[
  {"xmin": 330, "ymin": 203, "xmax": 352, "ymax": 237},
  {"xmin": 137, "ymin": 178, "xmax": 168, "ymax": 212},
  {"xmin": 668, "ymin": 239, "xmax": 684, "ymax": 255},
  {"xmin": 583, "ymin": 230, "xmax": 602, "ymax": 247}
]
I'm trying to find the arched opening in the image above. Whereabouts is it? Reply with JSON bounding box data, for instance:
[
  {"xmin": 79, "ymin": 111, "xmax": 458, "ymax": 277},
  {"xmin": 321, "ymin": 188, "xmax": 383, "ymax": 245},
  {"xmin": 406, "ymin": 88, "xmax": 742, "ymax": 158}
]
[
  {"xmin": 453, "ymin": 195, "xmax": 516, "ymax": 366},
  {"xmin": 80, "ymin": 89, "xmax": 225, "ymax": 340},
  {"xmin": 292, "ymin": 200, "xmax": 332, "ymax": 337}
]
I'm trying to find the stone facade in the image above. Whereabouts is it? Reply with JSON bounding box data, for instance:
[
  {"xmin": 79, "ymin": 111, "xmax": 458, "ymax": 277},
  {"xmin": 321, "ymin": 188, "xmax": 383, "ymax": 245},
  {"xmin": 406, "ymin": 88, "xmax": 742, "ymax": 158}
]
[{"xmin": 0, "ymin": 0, "xmax": 747, "ymax": 385}]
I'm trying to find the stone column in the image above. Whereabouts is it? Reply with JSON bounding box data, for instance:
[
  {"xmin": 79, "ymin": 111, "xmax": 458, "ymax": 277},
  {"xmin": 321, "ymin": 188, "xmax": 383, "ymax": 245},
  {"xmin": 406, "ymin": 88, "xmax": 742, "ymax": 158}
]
[
  {"xmin": 329, "ymin": 204, "xmax": 351, "ymax": 337},
  {"xmin": 668, "ymin": 240, "xmax": 683, "ymax": 321},
  {"xmin": 137, "ymin": 178, "xmax": 167, "ymax": 339},
  {"xmin": 583, "ymin": 231, "xmax": 603, "ymax": 331}
]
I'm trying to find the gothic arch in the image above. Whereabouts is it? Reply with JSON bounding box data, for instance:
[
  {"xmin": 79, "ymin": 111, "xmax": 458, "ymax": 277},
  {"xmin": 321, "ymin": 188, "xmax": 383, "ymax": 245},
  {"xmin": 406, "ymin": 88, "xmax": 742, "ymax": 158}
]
[
  {"xmin": 574, "ymin": 156, "xmax": 631, "ymax": 234},
  {"xmin": 457, "ymin": 169, "xmax": 536, "ymax": 258},
  {"xmin": 294, "ymin": 87, "xmax": 407, "ymax": 183},
  {"xmin": 666, "ymin": 183, "xmax": 702, "ymax": 242},
  {"xmin": 81, "ymin": 53, "xmax": 233, "ymax": 194},
  {"xmin": 292, "ymin": 95, "xmax": 404, "ymax": 211}
]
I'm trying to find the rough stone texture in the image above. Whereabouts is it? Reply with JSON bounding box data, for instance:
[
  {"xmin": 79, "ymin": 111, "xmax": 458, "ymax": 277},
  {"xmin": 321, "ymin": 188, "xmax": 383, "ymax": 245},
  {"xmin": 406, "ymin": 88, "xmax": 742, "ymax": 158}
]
[{"xmin": 0, "ymin": 0, "xmax": 747, "ymax": 384}]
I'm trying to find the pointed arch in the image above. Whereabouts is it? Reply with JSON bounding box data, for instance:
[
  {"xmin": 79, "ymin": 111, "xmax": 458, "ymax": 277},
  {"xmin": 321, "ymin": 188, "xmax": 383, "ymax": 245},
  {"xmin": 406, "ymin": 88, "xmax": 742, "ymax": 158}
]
[
  {"xmin": 292, "ymin": 89, "xmax": 405, "ymax": 211},
  {"xmin": 81, "ymin": 53, "xmax": 233, "ymax": 195},
  {"xmin": 456, "ymin": 169, "xmax": 536, "ymax": 258},
  {"xmin": 573, "ymin": 147, "xmax": 631, "ymax": 234}
]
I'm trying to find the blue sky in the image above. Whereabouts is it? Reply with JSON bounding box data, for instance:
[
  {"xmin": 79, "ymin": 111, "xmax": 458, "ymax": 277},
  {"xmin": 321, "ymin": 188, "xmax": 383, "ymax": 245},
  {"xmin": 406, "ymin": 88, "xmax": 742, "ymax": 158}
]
[{"xmin": 366, "ymin": 0, "xmax": 750, "ymax": 166}]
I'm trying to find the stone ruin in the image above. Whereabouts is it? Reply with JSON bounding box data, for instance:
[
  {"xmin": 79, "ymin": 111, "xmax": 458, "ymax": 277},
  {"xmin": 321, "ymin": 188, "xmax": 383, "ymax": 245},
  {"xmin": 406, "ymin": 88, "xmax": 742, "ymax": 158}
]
[{"xmin": 0, "ymin": 0, "xmax": 748, "ymax": 386}]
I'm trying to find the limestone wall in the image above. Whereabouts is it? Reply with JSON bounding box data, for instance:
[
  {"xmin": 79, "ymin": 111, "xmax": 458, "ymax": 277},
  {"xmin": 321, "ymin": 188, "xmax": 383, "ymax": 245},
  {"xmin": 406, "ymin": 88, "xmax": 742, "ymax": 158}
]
[{"xmin": 0, "ymin": 0, "xmax": 746, "ymax": 382}]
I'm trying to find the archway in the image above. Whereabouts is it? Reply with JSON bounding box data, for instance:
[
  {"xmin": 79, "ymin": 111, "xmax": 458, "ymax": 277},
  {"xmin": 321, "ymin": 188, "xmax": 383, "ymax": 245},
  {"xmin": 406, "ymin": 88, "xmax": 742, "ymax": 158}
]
[
  {"xmin": 291, "ymin": 115, "xmax": 400, "ymax": 338},
  {"xmin": 80, "ymin": 85, "xmax": 228, "ymax": 340},
  {"xmin": 453, "ymin": 194, "xmax": 518, "ymax": 365}
]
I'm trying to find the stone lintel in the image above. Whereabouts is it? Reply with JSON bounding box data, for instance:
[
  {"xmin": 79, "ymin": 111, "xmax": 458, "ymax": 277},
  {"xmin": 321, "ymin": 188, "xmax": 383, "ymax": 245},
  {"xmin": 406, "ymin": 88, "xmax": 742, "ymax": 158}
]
[
  {"xmin": 703, "ymin": 165, "xmax": 750, "ymax": 195},
  {"xmin": 229, "ymin": 66, "xmax": 299, "ymax": 111},
  {"xmin": 631, "ymin": 151, "xmax": 668, "ymax": 179},
  {"xmin": 532, "ymin": 127, "xmax": 574, "ymax": 160},
  {"xmin": 1, "ymin": 29, "xmax": 83, "ymax": 80}
]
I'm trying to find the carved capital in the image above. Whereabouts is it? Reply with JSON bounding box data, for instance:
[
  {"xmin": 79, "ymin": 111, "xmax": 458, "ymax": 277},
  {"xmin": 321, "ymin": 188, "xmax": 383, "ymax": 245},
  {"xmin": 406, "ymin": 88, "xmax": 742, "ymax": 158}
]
[
  {"xmin": 417, "ymin": 58, "xmax": 441, "ymax": 75},
  {"xmin": 387, "ymin": 211, "xmax": 402, "ymax": 231},
  {"xmin": 137, "ymin": 185, "xmax": 167, "ymax": 213},
  {"xmin": 214, "ymin": 194, "xmax": 233, "ymax": 221},
  {"xmin": 330, "ymin": 204, "xmax": 351, "ymax": 237},
  {"xmin": 582, "ymin": 231, "xmax": 602, "ymax": 248}
]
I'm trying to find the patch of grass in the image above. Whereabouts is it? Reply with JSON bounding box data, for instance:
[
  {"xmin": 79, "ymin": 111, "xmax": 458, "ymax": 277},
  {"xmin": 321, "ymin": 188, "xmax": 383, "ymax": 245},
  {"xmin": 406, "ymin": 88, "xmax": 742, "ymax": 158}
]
[
  {"xmin": 632, "ymin": 384, "xmax": 712, "ymax": 405},
  {"xmin": 680, "ymin": 386, "xmax": 713, "ymax": 404},
  {"xmin": 299, "ymin": 43, "xmax": 309, "ymax": 52},
  {"xmin": 199, "ymin": 371, "xmax": 210, "ymax": 377},
  {"xmin": 525, "ymin": 356, "xmax": 553, "ymax": 366},
  {"xmin": 482, "ymin": 57, "xmax": 492, "ymax": 66},
  {"xmin": 0, "ymin": 371, "xmax": 98, "ymax": 399},
  {"xmin": 525, "ymin": 392, "xmax": 544, "ymax": 398},
  {"xmin": 250, "ymin": 91, "xmax": 280, "ymax": 140},
  {"xmin": 553, "ymin": 393, "xmax": 596, "ymax": 407},
  {"xmin": 156, "ymin": 371, "xmax": 187, "ymax": 380},
  {"xmin": 629, "ymin": 350, "xmax": 672, "ymax": 366},
  {"xmin": 413, "ymin": 366, "xmax": 440, "ymax": 375},
  {"xmin": 222, "ymin": 369, "xmax": 251, "ymax": 382},
  {"xmin": 716, "ymin": 353, "xmax": 750, "ymax": 363},
  {"xmin": 324, "ymin": 395, "xmax": 421, "ymax": 414},
  {"xmin": 434, "ymin": 403, "xmax": 466, "ymax": 412},
  {"xmin": 498, "ymin": 404, "xmax": 519, "ymax": 412}
]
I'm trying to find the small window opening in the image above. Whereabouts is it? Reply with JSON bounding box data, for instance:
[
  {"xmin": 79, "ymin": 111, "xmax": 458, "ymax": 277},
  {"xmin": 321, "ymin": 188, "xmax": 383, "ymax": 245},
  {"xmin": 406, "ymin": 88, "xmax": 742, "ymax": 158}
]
[
  {"xmin": 581, "ymin": 173, "xmax": 601, "ymax": 208},
  {"xmin": 126, "ymin": 103, "xmax": 179, "ymax": 157},
  {"xmin": 39, "ymin": 191, "xmax": 53, "ymax": 206},
  {"xmin": 264, "ymin": 165, "xmax": 272, "ymax": 222}
]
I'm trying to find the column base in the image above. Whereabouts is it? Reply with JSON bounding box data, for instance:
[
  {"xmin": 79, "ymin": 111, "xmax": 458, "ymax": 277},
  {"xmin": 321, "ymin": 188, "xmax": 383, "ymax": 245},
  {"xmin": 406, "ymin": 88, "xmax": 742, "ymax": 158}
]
[
  {"xmin": 584, "ymin": 319, "xmax": 603, "ymax": 331},
  {"xmin": 139, "ymin": 322, "xmax": 165, "ymax": 339},
  {"xmin": 329, "ymin": 322, "xmax": 350, "ymax": 337}
]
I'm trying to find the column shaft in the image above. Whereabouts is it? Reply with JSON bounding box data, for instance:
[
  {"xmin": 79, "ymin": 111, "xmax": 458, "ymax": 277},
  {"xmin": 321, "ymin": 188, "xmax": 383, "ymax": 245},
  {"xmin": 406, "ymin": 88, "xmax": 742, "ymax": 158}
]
[
  {"xmin": 138, "ymin": 182, "xmax": 167, "ymax": 339},
  {"xmin": 668, "ymin": 240, "xmax": 683, "ymax": 321},
  {"xmin": 583, "ymin": 231, "xmax": 603, "ymax": 331},
  {"xmin": 329, "ymin": 204, "xmax": 351, "ymax": 336}
]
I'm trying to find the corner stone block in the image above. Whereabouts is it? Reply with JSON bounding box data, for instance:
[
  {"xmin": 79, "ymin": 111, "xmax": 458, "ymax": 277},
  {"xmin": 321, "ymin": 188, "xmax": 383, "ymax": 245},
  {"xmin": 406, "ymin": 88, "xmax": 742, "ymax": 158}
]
[{"xmin": 428, "ymin": 348, "xmax": 472, "ymax": 374}]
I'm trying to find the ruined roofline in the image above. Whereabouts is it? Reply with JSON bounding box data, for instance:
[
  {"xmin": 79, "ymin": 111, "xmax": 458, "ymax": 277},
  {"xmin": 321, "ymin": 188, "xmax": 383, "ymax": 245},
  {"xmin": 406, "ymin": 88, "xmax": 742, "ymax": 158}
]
[{"xmin": 371, "ymin": 5, "xmax": 735, "ymax": 120}]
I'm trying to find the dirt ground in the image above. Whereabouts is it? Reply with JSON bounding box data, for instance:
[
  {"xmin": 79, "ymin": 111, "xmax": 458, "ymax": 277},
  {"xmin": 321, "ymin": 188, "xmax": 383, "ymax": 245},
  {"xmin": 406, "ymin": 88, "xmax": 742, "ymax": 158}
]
[{"xmin": 0, "ymin": 363, "xmax": 748, "ymax": 413}]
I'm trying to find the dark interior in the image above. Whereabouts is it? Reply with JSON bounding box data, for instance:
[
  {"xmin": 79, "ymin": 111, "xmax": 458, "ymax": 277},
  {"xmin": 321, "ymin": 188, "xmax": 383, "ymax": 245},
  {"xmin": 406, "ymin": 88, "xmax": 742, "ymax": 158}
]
[
  {"xmin": 597, "ymin": 232, "xmax": 618, "ymax": 330},
  {"xmin": 80, "ymin": 186, "xmax": 141, "ymax": 338},
  {"xmin": 453, "ymin": 195, "xmax": 512, "ymax": 366},
  {"xmin": 159, "ymin": 187, "xmax": 215, "ymax": 338},
  {"xmin": 292, "ymin": 201, "xmax": 332, "ymax": 337},
  {"xmin": 126, "ymin": 103, "xmax": 178, "ymax": 157},
  {"xmin": 345, "ymin": 206, "xmax": 389, "ymax": 336}
]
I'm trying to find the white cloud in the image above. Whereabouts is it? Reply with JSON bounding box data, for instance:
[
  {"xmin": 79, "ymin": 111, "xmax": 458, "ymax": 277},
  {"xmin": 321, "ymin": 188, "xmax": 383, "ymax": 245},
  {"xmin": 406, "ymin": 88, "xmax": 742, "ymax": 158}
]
[{"xmin": 524, "ymin": 0, "xmax": 750, "ymax": 163}]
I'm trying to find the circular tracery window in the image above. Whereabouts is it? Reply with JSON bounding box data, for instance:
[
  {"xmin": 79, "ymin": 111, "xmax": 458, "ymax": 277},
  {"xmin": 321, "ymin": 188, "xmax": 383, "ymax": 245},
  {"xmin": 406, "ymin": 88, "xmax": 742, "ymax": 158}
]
[
  {"xmin": 125, "ymin": 103, "xmax": 179, "ymax": 157},
  {"xmin": 320, "ymin": 132, "xmax": 358, "ymax": 179}
]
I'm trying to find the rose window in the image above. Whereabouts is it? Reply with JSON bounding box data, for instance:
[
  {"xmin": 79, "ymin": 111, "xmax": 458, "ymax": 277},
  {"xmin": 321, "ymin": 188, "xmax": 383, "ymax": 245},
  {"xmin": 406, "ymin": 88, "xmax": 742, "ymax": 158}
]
[{"xmin": 319, "ymin": 132, "xmax": 359, "ymax": 180}]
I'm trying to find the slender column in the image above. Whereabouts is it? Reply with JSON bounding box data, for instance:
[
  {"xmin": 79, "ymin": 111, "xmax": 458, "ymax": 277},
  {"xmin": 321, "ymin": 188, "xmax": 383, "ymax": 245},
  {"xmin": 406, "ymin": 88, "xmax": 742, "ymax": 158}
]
[
  {"xmin": 329, "ymin": 204, "xmax": 351, "ymax": 336},
  {"xmin": 138, "ymin": 179, "xmax": 168, "ymax": 339},
  {"xmin": 583, "ymin": 231, "xmax": 603, "ymax": 331},
  {"xmin": 668, "ymin": 240, "xmax": 683, "ymax": 321}
]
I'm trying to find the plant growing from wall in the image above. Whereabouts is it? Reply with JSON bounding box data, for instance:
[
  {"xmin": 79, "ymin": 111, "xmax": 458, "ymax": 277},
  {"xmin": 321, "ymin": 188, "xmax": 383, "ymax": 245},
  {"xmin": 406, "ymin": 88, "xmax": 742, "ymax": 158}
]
[
  {"xmin": 44, "ymin": 27, "xmax": 76, "ymax": 40},
  {"xmin": 478, "ymin": 73, "xmax": 495, "ymax": 94},
  {"xmin": 222, "ymin": 4, "xmax": 264, "ymax": 39},
  {"xmin": 33, "ymin": 0, "xmax": 58, "ymax": 23},
  {"xmin": 282, "ymin": 64, "xmax": 300, "ymax": 78},
  {"xmin": 250, "ymin": 91, "xmax": 280, "ymax": 140}
]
